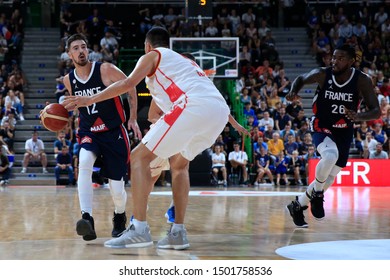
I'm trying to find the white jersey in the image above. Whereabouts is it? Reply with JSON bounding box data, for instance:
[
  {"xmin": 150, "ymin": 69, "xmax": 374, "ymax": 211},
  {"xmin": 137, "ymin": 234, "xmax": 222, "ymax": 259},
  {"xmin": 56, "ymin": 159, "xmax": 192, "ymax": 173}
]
[
  {"xmin": 142, "ymin": 48, "xmax": 230, "ymax": 161},
  {"xmin": 145, "ymin": 47, "xmax": 226, "ymax": 113}
]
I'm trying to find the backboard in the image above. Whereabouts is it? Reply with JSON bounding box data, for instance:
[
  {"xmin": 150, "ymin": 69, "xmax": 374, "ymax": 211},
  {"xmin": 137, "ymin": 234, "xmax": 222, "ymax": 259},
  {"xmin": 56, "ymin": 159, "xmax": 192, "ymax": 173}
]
[{"xmin": 170, "ymin": 37, "xmax": 239, "ymax": 79}]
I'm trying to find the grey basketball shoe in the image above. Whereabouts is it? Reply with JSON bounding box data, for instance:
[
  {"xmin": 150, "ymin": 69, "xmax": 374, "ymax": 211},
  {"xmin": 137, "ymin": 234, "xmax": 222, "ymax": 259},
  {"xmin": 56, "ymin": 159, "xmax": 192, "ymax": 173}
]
[
  {"xmin": 157, "ymin": 226, "xmax": 190, "ymax": 250},
  {"xmin": 104, "ymin": 224, "xmax": 153, "ymax": 248}
]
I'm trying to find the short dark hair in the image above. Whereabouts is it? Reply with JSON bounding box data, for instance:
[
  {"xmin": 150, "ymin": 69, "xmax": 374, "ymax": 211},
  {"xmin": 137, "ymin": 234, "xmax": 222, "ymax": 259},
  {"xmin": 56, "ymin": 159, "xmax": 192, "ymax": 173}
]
[
  {"xmin": 145, "ymin": 27, "xmax": 169, "ymax": 48},
  {"xmin": 66, "ymin": 33, "xmax": 88, "ymax": 51},
  {"xmin": 335, "ymin": 44, "xmax": 356, "ymax": 60},
  {"xmin": 181, "ymin": 52, "xmax": 196, "ymax": 62}
]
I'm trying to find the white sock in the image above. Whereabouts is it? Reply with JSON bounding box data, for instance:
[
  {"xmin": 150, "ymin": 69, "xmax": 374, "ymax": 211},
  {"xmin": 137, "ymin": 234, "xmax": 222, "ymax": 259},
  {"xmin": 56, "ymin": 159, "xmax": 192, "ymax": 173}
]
[
  {"xmin": 171, "ymin": 223, "xmax": 184, "ymax": 233},
  {"xmin": 298, "ymin": 180, "xmax": 315, "ymax": 207},
  {"xmin": 132, "ymin": 218, "xmax": 147, "ymax": 233}
]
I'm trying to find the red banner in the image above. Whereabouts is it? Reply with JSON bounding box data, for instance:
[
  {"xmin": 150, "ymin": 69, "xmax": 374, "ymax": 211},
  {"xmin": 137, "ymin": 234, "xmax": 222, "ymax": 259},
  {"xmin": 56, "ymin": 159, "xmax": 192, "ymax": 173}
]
[{"xmin": 308, "ymin": 159, "xmax": 390, "ymax": 187}]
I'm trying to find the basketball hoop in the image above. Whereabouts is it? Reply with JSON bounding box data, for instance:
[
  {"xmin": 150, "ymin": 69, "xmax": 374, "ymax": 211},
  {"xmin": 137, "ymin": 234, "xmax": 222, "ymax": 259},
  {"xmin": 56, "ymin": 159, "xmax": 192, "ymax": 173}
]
[{"xmin": 204, "ymin": 69, "xmax": 216, "ymax": 81}]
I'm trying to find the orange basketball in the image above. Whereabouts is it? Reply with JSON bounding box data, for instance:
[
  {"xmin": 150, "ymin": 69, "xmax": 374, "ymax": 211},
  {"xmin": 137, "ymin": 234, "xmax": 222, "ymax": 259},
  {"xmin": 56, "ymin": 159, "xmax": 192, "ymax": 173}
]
[{"xmin": 41, "ymin": 103, "xmax": 69, "ymax": 132}]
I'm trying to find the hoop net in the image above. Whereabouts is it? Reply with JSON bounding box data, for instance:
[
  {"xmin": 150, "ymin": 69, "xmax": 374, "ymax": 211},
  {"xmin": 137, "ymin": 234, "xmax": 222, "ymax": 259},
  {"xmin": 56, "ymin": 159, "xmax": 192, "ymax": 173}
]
[{"xmin": 204, "ymin": 69, "xmax": 216, "ymax": 81}]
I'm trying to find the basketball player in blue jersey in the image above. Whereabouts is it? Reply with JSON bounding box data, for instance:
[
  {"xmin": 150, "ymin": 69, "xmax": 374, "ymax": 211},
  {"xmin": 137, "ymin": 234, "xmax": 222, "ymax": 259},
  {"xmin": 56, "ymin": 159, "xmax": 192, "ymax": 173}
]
[
  {"xmin": 285, "ymin": 44, "xmax": 380, "ymax": 227},
  {"xmin": 63, "ymin": 27, "xmax": 248, "ymax": 250},
  {"xmin": 62, "ymin": 34, "xmax": 142, "ymax": 241}
]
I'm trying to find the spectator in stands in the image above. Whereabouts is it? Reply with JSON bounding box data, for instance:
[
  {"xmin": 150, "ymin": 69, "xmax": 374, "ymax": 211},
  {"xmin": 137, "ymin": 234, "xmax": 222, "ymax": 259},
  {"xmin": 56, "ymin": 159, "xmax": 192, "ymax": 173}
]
[
  {"xmin": 362, "ymin": 43, "xmax": 377, "ymax": 69},
  {"xmin": 369, "ymin": 143, "xmax": 388, "ymax": 159},
  {"xmin": 355, "ymin": 121, "xmax": 371, "ymax": 157},
  {"xmin": 275, "ymin": 152, "xmax": 289, "ymax": 186},
  {"xmin": 320, "ymin": 8, "xmax": 335, "ymax": 35},
  {"xmin": 253, "ymin": 135, "xmax": 268, "ymax": 157},
  {"xmin": 60, "ymin": 9, "xmax": 76, "ymax": 38},
  {"xmin": 86, "ymin": 8, "xmax": 105, "ymax": 46},
  {"xmin": 358, "ymin": 6, "xmax": 372, "ymax": 28},
  {"xmin": 258, "ymin": 19, "xmax": 271, "ymax": 39},
  {"xmin": 337, "ymin": 18, "xmax": 353, "ymax": 47},
  {"xmin": 211, "ymin": 144, "xmax": 227, "ymax": 187},
  {"xmin": 374, "ymin": 6, "xmax": 388, "ymax": 29},
  {"xmin": 7, "ymin": 69, "xmax": 25, "ymax": 107},
  {"xmin": 275, "ymin": 106, "xmax": 291, "ymax": 131},
  {"xmin": 0, "ymin": 33, "xmax": 8, "ymax": 64},
  {"xmin": 352, "ymin": 19, "xmax": 367, "ymax": 38},
  {"xmin": 298, "ymin": 132, "xmax": 313, "ymax": 155},
  {"xmin": 289, "ymin": 150, "xmax": 305, "ymax": 184},
  {"xmin": 362, "ymin": 131, "xmax": 378, "ymax": 158},
  {"xmin": 164, "ymin": 7, "xmax": 178, "ymax": 28},
  {"xmin": 21, "ymin": 130, "xmax": 48, "ymax": 174},
  {"xmin": 313, "ymin": 29, "xmax": 330, "ymax": 63},
  {"xmin": 303, "ymin": 144, "xmax": 319, "ymax": 182},
  {"xmin": 5, "ymin": 89, "xmax": 23, "ymax": 118},
  {"xmin": 205, "ymin": 20, "xmax": 219, "ymax": 37},
  {"xmin": 246, "ymin": 21, "xmax": 257, "ymax": 39},
  {"xmin": 268, "ymin": 132, "xmax": 284, "ymax": 160},
  {"xmin": 380, "ymin": 78, "xmax": 390, "ymax": 101},
  {"xmin": 250, "ymin": 125, "xmax": 262, "ymax": 142},
  {"xmin": 239, "ymin": 45, "xmax": 251, "ymax": 67},
  {"xmin": 228, "ymin": 9, "xmax": 241, "ymax": 36},
  {"xmin": 292, "ymin": 109, "xmax": 309, "ymax": 131},
  {"xmin": 286, "ymin": 99, "xmax": 303, "ymax": 119},
  {"xmin": 255, "ymin": 59, "xmax": 273, "ymax": 80},
  {"xmin": 88, "ymin": 44, "xmax": 103, "ymax": 62},
  {"xmin": 100, "ymin": 30, "xmax": 119, "ymax": 63},
  {"xmin": 241, "ymin": 7, "xmax": 256, "ymax": 26},
  {"xmin": 54, "ymin": 130, "xmax": 71, "ymax": 159},
  {"xmin": 0, "ymin": 120, "xmax": 14, "ymax": 153},
  {"xmin": 263, "ymin": 123, "xmax": 275, "ymax": 142},
  {"xmin": 228, "ymin": 142, "xmax": 249, "ymax": 185},
  {"xmin": 372, "ymin": 123, "xmax": 387, "ymax": 144},
  {"xmin": 280, "ymin": 122, "xmax": 296, "ymax": 142},
  {"xmin": 55, "ymin": 145, "xmax": 74, "ymax": 185},
  {"xmin": 275, "ymin": 69, "xmax": 291, "ymax": 104},
  {"xmin": 296, "ymin": 121, "xmax": 310, "ymax": 144},
  {"xmin": 0, "ymin": 147, "xmax": 10, "ymax": 186},
  {"xmin": 255, "ymin": 100, "xmax": 269, "ymax": 120},
  {"xmin": 1, "ymin": 104, "xmax": 17, "ymax": 128},
  {"xmin": 254, "ymin": 146, "xmax": 274, "ymax": 186},
  {"xmin": 258, "ymin": 111, "xmax": 274, "ymax": 132},
  {"xmin": 243, "ymin": 101, "xmax": 256, "ymax": 120},
  {"xmin": 307, "ymin": 8, "xmax": 319, "ymax": 40},
  {"xmin": 240, "ymin": 87, "xmax": 251, "ymax": 104},
  {"xmin": 284, "ymin": 133, "xmax": 299, "ymax": 156}
]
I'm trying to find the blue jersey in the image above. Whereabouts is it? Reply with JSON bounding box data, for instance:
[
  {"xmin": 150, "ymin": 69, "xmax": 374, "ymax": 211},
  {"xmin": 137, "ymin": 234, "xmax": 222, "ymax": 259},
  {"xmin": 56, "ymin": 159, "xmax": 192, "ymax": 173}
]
[
  {"xmin": 69, "ymin": 62, "xmax": 126, "ymax": 133},
  {"xmin": 311, "ymin": 67, "xmax": 362, "ymax": 133}
]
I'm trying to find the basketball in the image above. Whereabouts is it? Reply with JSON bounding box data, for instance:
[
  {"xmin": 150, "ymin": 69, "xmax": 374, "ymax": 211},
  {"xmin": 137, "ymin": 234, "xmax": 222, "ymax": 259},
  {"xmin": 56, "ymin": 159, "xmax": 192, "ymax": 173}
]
[{"xmin": 40, "ymin": 103, "xmax": 69, "ymax": 132}]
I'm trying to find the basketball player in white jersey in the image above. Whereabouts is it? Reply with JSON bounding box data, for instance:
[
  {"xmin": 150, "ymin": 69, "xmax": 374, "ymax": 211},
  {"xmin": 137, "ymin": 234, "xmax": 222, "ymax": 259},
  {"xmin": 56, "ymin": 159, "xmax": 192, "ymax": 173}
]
[{"xmin": 64, "ymin": 27, "xmax": 247, "ymax": 250}]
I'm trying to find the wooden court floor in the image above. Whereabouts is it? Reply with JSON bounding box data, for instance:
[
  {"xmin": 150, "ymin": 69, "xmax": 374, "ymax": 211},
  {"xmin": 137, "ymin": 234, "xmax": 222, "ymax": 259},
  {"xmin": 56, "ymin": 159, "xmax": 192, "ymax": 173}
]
[{"xmin": 0, "ymin": 184, "xmax": 389, "ymax": 260}]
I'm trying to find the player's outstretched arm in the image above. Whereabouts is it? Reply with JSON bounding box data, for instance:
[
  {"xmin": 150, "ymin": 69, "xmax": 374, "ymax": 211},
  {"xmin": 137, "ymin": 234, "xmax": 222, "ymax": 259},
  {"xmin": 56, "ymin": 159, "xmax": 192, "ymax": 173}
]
[
  {"xmin": 286, "ymin": 67, "xmax": 325, "ymax": 101},
  {"xmin": 228, "ymin": 114, "xmax": 250, "ymax": 136},
  {"xmin": 62, "ymin": 51, "xmax": 158, "ymax": 109}
]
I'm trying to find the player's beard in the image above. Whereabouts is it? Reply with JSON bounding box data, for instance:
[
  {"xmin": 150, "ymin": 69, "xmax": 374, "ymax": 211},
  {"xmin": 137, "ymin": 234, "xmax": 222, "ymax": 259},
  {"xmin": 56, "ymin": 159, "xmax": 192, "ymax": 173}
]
[
  {"xmin": 74, "ymin": 57, "xmax": 88, "ymax": 67},
  {"xmin": 332, "ymin": 66, "xmax": 348, "ymax": 76}
]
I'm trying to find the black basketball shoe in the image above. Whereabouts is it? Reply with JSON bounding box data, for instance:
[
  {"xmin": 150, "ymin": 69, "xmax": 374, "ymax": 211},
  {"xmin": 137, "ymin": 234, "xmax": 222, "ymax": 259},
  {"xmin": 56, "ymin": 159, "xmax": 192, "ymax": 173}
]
[
  {"xmin": 76, "ymin": 212, "xmax": 97, "ymax": 241},
  {"xmin": 310, "ymin": 190, "xmax": 325, "ymax": 220},
  {"xmin": 286, "ymin": 196, "xmax": 308, "ymax": 228},
  {"xmin": 112, "ymin": 212, "xmax": 127, "ymax": 237}
]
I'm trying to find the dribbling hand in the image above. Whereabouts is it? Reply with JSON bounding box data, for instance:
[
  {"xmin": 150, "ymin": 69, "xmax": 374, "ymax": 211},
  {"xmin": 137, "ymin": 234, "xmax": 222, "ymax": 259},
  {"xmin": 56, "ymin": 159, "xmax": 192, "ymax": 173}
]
[
  {"xmin": 62, "ymin": 95, "xmax": 92, "ymax": 110},
  {"xmin": 285, "ymin": 91, "xmax": 301, "ymax": 102},
  {"xmin": 345, "ymin": 108, "xmax": 358, "ymax": 122}
]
